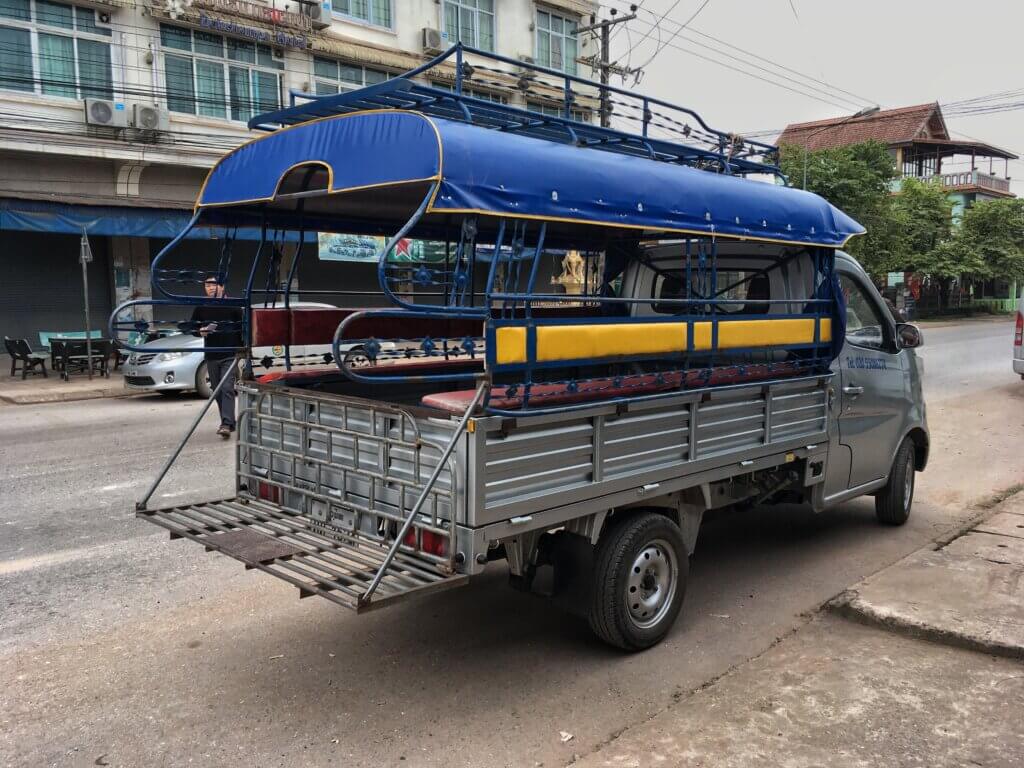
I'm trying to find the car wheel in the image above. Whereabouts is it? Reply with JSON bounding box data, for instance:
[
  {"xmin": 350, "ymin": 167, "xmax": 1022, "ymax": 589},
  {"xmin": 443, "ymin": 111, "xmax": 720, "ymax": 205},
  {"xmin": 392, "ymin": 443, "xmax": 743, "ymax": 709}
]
[
  {"xmin": 195, "ymin": 361, "xmax": 212, "ymax": 399},
  {"xmin": 343, "ymin": 346, "xmax": 372, "ymax": 368},
  {"xmin": 875, "ymin": 438, "xmax": 915, "ymax": 526},
  {"xmin": 588, "ymin": 512, "xmax": 688, "ymax": 651}
]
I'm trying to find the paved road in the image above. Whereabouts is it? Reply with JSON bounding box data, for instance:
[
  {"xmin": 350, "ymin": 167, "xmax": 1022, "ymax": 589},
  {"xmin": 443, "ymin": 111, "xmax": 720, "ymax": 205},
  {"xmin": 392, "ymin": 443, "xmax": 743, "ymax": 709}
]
[
  {"xmin": 916, "ymin": 317, "xmax": 1018, "ymax": 400},
  {"xmin": 1, "ymin": 319, "xmax": 1021, "ymax": 768}
]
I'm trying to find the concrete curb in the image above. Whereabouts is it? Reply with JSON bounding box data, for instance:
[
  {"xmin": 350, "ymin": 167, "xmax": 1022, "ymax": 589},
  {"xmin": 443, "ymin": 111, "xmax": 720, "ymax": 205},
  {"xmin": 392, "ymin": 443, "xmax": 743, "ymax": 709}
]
[
  {"xmin": 829, "ymin": 589, "xmax": 1024, "ymax": 661},
  {"xmin": 0, "ymin": 388, "xmax": 143, "ymax": 405},
  {"xmin": 828, "ymin": 490, "xmax": 1024, "ymax": 661}
]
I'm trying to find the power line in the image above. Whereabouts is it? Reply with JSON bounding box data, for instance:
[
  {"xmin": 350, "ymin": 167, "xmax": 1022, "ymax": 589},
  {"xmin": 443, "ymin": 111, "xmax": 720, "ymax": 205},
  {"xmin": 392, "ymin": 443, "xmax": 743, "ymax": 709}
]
[
  {"xmin": 603, "ymin": 12, "xmax": 858, "ymax": 111},
  {"xmin": 602, "ymin": 0, "xmax": 876, "ymax": 108},
  {"xmin": 634, "ymin": 0, "xmax": 714, "ymax": 70}
]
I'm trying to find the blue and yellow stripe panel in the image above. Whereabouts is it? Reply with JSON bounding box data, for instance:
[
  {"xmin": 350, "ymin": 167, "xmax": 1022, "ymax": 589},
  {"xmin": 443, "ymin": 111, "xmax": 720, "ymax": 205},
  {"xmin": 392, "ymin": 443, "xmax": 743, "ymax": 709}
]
[{"xmin": 488, "ymin": 315, "xmax": 832, "ymax": 372}]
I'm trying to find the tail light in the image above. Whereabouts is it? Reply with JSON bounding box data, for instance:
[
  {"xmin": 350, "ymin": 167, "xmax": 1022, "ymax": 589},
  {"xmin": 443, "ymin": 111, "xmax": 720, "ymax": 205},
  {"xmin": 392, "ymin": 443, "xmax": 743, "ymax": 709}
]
[
  {"xmin": 1016, "ymin": 311, "xmax": 1023, "ymax": 347},
  {"xmin": 403, "ymin": 527, "xmax": 449, "ymax": 557},
  {"xmin": 257, "ymin": 481, "xmax": 280, "ymax": 504}
]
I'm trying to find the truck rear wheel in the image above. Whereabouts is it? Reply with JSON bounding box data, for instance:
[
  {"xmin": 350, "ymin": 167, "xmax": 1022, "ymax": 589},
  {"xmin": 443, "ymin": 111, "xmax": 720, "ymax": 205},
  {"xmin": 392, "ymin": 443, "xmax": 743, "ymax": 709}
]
[
  {"xmin": 875, "ymin": 438, "xmax": 915, "ymax": 526},
  {"xmin": 588, "ymin": 512, "xmax": 687, "ymax": 651}
]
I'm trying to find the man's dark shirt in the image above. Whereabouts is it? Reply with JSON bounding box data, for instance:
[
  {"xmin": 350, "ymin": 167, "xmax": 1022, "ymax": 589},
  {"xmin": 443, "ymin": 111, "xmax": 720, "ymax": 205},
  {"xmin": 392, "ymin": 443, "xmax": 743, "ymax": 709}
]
[{"xmin": 191, "ymin": 304, "xmax": 244, "ymax": 360}]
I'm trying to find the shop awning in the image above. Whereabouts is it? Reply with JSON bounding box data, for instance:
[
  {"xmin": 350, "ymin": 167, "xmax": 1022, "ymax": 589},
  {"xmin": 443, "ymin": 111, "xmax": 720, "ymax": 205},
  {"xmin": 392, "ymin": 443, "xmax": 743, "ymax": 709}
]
[{"xmin": 0, "ymin": 198, "xmax": 279, "ymax": 240}]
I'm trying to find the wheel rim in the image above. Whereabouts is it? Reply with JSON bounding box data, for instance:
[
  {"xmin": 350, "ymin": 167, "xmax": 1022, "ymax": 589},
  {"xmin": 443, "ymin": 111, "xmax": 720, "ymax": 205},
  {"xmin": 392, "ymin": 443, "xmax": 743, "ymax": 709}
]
[
  {"xmin": 903, "ymin": 453, "xmax": 915, "ymax": 514},
  {"xmin": 626, "ymin": 538, "xmax": 678, "ymax": 630}
]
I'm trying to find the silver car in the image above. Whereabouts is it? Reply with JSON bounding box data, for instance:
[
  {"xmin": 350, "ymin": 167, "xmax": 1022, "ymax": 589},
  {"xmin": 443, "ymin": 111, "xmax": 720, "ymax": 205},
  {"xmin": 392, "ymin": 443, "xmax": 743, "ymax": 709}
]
[{"xmin": 123, "ymin": 303, "xmax": 386, "ymax": 396}]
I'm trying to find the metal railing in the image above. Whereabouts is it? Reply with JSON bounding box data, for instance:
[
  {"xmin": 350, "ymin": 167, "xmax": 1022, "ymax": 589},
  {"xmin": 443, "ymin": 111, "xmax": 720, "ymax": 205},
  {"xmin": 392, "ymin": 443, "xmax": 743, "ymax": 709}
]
[{"xmin": 237, "ymin": 384, "xmax": 461, "ymax": 570}]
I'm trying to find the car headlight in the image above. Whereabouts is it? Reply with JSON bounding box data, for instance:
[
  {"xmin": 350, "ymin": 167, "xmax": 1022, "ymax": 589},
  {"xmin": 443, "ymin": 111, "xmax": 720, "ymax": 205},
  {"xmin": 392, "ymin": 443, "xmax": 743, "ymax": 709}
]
[{"xmin": 158, "ymin": 352, "xmax": 185, "ymax": 361}]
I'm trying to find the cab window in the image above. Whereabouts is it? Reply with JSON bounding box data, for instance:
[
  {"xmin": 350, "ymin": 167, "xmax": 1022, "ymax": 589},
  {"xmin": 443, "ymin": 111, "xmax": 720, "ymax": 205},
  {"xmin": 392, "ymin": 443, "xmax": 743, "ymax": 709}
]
[
  {"xmin": 841, "ymin": 274, "xmax": 887, "ymax": 350},
  {"xmin": 651, "ymin": 269, "xmax": 770, "ymax": 315}
]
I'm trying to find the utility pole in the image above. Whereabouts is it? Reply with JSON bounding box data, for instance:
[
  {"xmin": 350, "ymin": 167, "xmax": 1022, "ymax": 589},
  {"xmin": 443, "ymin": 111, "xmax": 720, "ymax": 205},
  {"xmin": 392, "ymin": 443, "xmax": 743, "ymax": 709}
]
[{"xmin": 576, "ymin": 7, "xmax": 638, "ymax": 127}]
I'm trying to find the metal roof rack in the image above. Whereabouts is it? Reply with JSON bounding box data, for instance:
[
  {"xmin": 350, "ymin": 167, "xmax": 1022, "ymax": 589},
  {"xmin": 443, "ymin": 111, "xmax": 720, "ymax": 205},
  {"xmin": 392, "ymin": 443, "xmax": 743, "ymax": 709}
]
[{"xmin": 249, "ymin": 43, "xmax": 783, "ymax": 179}]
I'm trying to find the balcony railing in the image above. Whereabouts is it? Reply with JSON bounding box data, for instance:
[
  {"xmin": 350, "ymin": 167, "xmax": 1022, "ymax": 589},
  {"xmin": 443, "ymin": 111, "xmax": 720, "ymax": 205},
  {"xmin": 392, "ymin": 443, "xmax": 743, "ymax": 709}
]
[
  {"xmin": 939, "ymin": 170, "xmax": 1011, "ymax": 194},
  {"xmin": 893, "ymin": 170, "xmax": 1012, "ymax": 195}
]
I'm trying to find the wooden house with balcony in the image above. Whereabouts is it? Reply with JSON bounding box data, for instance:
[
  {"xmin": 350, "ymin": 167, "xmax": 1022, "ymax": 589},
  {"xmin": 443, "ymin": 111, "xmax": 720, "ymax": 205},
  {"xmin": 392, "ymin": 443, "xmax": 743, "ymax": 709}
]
[
  {"xmin": 780, "ymin": 102, "xmax": 1019, "ymax": 312},
  {"xmin": 779, "ymin": 102, "xmax": 1016, "ymax": 210}
]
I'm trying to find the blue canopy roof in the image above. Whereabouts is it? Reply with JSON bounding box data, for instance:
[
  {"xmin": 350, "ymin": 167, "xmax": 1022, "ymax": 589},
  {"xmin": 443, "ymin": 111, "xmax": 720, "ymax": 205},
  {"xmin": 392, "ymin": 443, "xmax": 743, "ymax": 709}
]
[{"xmin": 197, "ymin": 110, "xmax": 863, "ymax": 248}]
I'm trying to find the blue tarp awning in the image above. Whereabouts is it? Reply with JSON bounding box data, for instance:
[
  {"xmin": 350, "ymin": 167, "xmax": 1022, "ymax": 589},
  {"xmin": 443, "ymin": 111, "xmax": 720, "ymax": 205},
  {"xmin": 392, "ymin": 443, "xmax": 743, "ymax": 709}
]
[
  {"xmin": 0, "ymin": 198, "xmax": 276, "ymax": 240},
  {"xmin": 197, "ymin": 110, "xmax": 864, "ymax": 248}
]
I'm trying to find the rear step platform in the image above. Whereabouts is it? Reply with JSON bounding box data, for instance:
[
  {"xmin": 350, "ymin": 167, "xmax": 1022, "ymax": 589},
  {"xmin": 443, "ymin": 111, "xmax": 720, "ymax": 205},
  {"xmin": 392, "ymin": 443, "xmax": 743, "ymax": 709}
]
[{"xmin": 137, "ymin": 497, "xmax": 468, "ymax": 612}]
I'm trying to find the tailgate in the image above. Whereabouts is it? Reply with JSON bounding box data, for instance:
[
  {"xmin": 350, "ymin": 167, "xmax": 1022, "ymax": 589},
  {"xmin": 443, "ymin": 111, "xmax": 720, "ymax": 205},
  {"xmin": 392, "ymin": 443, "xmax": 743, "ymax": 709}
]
[{"xmin": 138, "ymin": 496, "xmax": 467, "ymax": 612}]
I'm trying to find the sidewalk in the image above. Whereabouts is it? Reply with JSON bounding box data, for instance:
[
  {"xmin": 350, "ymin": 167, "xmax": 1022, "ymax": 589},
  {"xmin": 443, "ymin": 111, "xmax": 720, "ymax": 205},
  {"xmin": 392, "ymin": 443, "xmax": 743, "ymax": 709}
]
[
  {"xmin": 915, "ymin": 313, "xmax": 1014, "ymax": 329},
  {"xmin": 572, "ymin": 493, "xmax": 1024, "ymax": 767},
  {"xmin": 0, "ymin": 369, "xmax": 137, "ymax": 405}
]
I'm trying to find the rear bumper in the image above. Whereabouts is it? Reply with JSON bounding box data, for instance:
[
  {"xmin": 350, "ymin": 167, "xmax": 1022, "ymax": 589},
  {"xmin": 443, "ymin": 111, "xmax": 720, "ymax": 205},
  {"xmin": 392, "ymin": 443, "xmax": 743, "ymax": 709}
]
[{"xmin": 1014, "ymin": 354, "xmax": 1024, "ymax": 375}]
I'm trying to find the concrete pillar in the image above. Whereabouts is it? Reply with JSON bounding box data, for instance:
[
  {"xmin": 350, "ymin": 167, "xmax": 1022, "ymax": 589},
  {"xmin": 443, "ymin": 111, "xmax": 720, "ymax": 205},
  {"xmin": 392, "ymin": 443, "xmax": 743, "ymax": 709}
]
[{"xmin": 110, "ymin": 237, "xmax": 153, "ymax": 322}]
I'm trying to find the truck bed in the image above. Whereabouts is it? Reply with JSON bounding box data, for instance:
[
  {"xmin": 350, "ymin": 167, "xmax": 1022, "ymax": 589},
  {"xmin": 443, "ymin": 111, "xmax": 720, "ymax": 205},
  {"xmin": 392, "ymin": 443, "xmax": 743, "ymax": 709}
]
[{"xmin": 138, "ymin": 373, "xmax": 832, "ymax": 610}]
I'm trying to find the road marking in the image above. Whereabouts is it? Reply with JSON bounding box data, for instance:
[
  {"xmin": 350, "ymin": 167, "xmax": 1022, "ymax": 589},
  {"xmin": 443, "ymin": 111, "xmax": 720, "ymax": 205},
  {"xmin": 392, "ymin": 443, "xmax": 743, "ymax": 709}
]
[
  {"xmin": 0, "ymin": 543, "xmax": 112, "ymax": 576},
  {"xmin": 99, "ymin": 481, "xmax": 141, "ymax": 492}
]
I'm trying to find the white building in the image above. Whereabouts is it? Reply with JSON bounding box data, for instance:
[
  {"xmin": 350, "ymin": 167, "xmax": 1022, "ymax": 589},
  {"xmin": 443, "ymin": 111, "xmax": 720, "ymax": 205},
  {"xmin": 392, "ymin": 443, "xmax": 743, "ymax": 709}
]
[{"xmin": 0, "ymin": 0, "xmax": 596, "ymax": 340}]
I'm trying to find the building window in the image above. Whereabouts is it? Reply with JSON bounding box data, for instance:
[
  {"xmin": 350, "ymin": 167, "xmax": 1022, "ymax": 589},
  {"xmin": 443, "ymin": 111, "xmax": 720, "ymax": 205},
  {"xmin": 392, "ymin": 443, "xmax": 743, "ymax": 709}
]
[
  {"xmin": 160, "ymin": 23, "xmax": 283, "ymax": 122},
  {"xmin": 0, "ymin": 0, "xmax": 112, "ymax": 98},
  {"xmin": 433, "ymin": 80, "xmax": 507, "ymax": 104},
  {"xmin": 442, "ymin": 0, "xmax": 493, "ymax": 52},
  {"xmin": 312, "ymin": 56, "xmax": 389, "ymax": 95},
  {"xmin": 527, "ymin": 100, "xmax": 589, "ymax": 123},
  {"xmin": 536, "ymin": 9, "xmax": 577, "ymax": 75},
  {"xmin": 333, "ymin": 0, "xmax": 391, "ymax": 29}
]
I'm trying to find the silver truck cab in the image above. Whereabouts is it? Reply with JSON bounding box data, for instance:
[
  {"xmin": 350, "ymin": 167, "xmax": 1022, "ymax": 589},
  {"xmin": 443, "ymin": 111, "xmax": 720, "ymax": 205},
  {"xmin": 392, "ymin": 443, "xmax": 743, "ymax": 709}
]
[{"xmin": 821, "ymin": 252, "xmax": 928, "ymax": 517}]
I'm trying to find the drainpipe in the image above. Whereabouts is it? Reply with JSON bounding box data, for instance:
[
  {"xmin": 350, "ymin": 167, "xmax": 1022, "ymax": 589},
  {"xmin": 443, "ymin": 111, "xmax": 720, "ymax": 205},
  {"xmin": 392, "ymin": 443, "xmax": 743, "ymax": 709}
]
[{"xmin": 149, "ymin": 40, "xmax": 159, "ymax": 106}]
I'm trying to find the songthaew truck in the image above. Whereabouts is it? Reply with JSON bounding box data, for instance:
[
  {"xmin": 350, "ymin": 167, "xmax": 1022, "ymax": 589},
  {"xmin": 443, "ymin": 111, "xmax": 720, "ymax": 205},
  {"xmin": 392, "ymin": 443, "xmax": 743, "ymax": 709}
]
[{"xmin": 112, "ymin": 44, "xmax": 929, "ymax": 651}]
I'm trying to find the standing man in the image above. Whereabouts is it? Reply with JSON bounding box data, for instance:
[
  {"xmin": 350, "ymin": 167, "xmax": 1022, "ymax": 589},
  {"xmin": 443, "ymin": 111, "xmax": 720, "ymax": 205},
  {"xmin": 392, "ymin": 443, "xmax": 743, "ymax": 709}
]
[{"xmin": 192, "ymin": 277, "xmax": 244, "ymax": 438}]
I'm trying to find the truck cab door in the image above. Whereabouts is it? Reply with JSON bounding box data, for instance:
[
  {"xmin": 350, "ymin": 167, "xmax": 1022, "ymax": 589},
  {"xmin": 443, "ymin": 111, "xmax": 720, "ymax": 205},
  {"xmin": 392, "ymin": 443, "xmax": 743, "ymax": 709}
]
[{"xmin": 826, "ymin": 270, "xmax": 906, "ymax": 493}]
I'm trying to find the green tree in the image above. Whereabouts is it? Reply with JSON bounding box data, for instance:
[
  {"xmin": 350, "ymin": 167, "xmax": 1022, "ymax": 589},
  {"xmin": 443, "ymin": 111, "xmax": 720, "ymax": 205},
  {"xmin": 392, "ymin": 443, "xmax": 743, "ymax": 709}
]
[
  {"xmin": 890, "ymin": 176, "xmax": 956, "ymax": 274},
  {"xmin": 778, "ymin": 140, "xmax": 903, "ymax": 276},
  {"xmin": 956, "ymin": 197, "xmax": 1024, "ymax": 281},
  {"xmin": 891, "ymin": 177, "xmax": 952, "ymax": 258}
]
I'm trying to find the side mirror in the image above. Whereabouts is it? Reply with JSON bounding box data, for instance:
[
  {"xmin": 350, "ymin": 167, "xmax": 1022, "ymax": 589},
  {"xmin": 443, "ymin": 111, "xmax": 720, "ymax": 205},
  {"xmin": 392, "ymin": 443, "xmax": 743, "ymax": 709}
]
[{"xmin": 896, "ymin": 323, "xmax": 923, "ymax": 349}]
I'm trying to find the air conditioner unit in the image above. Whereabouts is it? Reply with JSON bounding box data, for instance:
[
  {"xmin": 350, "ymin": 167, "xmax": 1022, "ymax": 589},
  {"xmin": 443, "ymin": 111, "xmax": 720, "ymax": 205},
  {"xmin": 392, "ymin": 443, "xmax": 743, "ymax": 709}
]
[
  {"xmin": 300, "ymin": 0, "xmax": 332, "ymax": 30},
  {"xmin": 422, "ymin": 27, "xmax": 446, "ymax": 55},
  {"xmin": 84, "ymin": 98, "xmax": 129, "ymax": 128},
  {"xmin": 132, "ymin": 103, "xmax": 169, "ymax": 132}
]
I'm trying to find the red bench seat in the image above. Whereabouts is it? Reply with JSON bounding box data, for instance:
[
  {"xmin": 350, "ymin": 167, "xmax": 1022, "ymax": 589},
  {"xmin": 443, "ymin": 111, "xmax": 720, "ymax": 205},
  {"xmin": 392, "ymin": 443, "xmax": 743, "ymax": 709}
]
[{"xmin": 421, "ymin": 362, "xmax": 806, "ymax": 414}]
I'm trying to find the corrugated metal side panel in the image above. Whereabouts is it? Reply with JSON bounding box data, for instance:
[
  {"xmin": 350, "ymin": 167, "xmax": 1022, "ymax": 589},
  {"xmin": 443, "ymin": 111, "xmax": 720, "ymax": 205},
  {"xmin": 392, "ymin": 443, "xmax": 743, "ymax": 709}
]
[
  {"xmin": 477, "ymin": 378, "xmax": 829, "ymax": 521},
  {"xmin": 694, "ymin": 393, "xmax": 766, "ymax": 459},
  {"xmin": 601, "ymin": 404, "xmax": 690, "ymax": 478},
  {"xmin": 770, "ymin": 387, "xmax": 828, "ymax": 440},
  {"xmin": 482, "ymin": 419, "xmax": 594, "ymax": 506}
]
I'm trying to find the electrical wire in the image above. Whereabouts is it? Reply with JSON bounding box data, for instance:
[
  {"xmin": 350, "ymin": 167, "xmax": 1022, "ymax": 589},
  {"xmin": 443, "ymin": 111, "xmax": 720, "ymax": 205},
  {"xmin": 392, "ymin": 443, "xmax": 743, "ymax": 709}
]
[
  {"xmin": 618, "ymin": 12, "xmax": 866, "ymax": 111},
  {"xmin": 602, "ymin": 14, "xmax": 856, "ymax": 111},
  {"xmin": 633, "ymin": 0, "xmax": 713, "ymax": 70},
  {"xmin": 601, "ymin": 0, "xmax": 877, "ymax": 109}
]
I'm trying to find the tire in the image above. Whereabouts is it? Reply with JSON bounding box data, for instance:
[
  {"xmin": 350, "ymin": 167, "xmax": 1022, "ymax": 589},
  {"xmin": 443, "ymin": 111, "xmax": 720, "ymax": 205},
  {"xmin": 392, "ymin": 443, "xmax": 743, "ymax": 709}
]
[
  {"xmin": 875, "ymin": 438, "xmax": 916, "ymax": 526},
  {"xmin": 588, "ymin": 512, "xmax": 688, "ymax": 651},
  {"xmin": 194, "ymin": 361, "xmax": 212, "ymax": 399},
  {"xmin": 343, "ymin": 346, "xmax": 371, "ymax": 368}
]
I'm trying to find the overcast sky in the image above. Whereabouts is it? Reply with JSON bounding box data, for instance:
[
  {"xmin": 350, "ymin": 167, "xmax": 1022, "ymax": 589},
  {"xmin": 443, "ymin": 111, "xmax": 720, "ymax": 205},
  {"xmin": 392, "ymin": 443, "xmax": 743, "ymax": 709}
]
[{"xmin": 604, "ymin": 0, "xmax": 1024, "ymax": 193}]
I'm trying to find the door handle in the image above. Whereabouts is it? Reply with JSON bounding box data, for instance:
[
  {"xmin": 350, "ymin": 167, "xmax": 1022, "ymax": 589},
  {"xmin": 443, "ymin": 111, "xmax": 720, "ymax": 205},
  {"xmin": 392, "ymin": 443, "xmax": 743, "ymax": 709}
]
[{"xmin": 843, "ymin": 385, "xmax": 864, "ymax": 396}]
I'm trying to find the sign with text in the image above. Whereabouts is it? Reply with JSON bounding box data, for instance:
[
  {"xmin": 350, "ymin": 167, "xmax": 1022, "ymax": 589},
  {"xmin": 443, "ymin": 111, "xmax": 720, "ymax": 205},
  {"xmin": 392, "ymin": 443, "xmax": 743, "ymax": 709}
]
[
  {"xmin": 194, "ymin": 0, "xmax": 312, "ymax": 32},
  {"xmin": 317, "ymin": 234, "xmax": 448, "ymax": 263}
]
